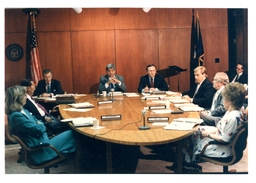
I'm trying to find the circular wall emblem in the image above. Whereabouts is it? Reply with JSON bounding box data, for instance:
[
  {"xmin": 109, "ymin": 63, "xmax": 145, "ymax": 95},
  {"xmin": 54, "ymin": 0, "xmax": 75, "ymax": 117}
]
[{"xmin": 5, "ymin": 44, "xmax": 24, "ymax": 62}]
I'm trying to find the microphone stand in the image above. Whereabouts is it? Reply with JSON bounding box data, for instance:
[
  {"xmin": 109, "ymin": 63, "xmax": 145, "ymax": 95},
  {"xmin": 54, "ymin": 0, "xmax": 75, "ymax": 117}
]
[
  {"xmin": 109, "ymin": 88, "xmax": 115, "ymax": 101},
  {"xmin": 139, "ymin": 110, "xmax": 150, "ymax": 130}
]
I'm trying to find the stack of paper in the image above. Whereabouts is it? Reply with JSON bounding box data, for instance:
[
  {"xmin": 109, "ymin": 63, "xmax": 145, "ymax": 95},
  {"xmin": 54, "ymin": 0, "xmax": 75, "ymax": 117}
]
[
  {"xmin": 179, "ymin": 106, "xmax": 204, "ymax": 112},
  {"xmin": 163, "ymin": 118, "xmax": 203, "ymax": 130},
  {"xmin": 169, "ymin": 98, "xmax": 189, "ymax": 104},
  {"xmin": 163, "ymin": 121, "xmax": 196, "ymax": 130},
  {"xmin": 61, "ymin": 117, "xmax": 96, "ymax": 127},
  {"xmin": 123, "ymin": 93, "xmax": 140, "ymax": 97},
  {"xmin": 152, "ymin": 109, "xmax": 173, "ymax": 114},
  {"xmin": 68, "ymin": 102, "xmax": 94, "ymax": 108}
]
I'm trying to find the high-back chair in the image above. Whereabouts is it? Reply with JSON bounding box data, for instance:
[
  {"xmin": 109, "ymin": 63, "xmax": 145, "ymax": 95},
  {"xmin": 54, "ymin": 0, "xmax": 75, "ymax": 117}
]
[
  {"xmin": 199, "ymin": 121, "xmax": 248, "ymax": 173},
  {"xmin": 12, "ymin": 134, "xmax": 73, "ymax": 173}
]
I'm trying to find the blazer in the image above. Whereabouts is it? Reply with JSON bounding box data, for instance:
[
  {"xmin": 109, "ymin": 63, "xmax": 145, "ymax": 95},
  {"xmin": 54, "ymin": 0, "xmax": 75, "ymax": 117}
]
[
  {"xmin": 138, "ymin": 74, "xmax": 169, "ymax": 93},
  {"xmin": 33, "ymin": 79, "xmax": 64, "ymax": 96},
  {"xmin": 230, "ymin": 72, "xmax": 248, "ymax": 84},
  {"xmin": 210, "ymin": 91, "xmax": 226, "ymax": 117},
  {"xmin": 9, "ymin": 109, "xmax": 76, "ymax": 165},
  {"xmin": 98, "ymin": 74, "xmax": 127, "ymax": 93},
  {"xmin": 24, "ymin": 98, "xmax": 47, "ymax": 122},
  {"xmin": 182, "ymin": 78, "xmax": 216, "ymax": 109}
]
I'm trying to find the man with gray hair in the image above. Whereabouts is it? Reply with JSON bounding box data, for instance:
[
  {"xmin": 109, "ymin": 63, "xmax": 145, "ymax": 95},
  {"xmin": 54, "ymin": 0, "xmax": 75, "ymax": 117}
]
[
  {"xmin": 98, "ymin": 63, "xmax": 127, "ymax": 94},
  {"xmin": 200, "ymin": 72, "xmax": 229, "ymax": 126}
]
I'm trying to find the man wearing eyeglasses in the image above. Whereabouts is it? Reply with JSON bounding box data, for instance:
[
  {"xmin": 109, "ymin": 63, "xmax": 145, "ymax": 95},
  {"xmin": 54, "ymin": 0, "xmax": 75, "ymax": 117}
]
[{"xmin": 230, "ymin": 63, "xmax": 248, "ymax": 84}]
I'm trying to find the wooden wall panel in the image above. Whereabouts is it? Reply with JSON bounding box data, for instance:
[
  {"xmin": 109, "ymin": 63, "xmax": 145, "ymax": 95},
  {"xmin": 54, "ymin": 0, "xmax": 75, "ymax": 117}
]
[
  {"xmin": 116, "ymin": 30, "xmax": 159, "ymax": 92},
  {"xmin": 5, "ymin": 9, "xmax": 27, "ymax": 33},
  {"xmin": 35, "ymin": 8, "xmax": 71, "ymax": 31},
  {"xmin": 5, "ymin": 33, "xmax": 27, "ymax": 88},
  {"xmin": 158, "ymin": 29, "xmax": 191, "ymax": 92},
  {"xmin": 71, "ymin": 31, "xmax": 115, "ymax": 94},
  {"xmin": 37, "ymin": 32, "xmax": 73, "ymax": 93},
  {"xmin": 157, "ymin": 8, "xmax": 192, "ymax": 28},
  {"xmin": 71, "ymin": 8, "xmax": 115, "ymax": 30},
  {"xmin": 115, "ymin": 8, "xmax": 158, "ymax": 29},
  {"xmin": 202, "ymin": 28, "xmax": 229, "ymax": 81}
]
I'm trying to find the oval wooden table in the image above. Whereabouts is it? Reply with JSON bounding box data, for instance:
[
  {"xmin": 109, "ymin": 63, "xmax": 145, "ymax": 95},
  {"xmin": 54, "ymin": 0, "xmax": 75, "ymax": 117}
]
[{"xmin": 59, "ymin": 94, "xmax": 200, "ymax": 173}]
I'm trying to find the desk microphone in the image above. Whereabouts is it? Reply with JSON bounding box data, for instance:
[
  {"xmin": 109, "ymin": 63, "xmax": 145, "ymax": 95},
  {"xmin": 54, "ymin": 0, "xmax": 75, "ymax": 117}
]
[
  {"xmin": 139, "ymin": 110, "xmax": 150, "ymax": 130},
  {"xmin": 109, "ymin": 88, "xmax": 115, "ymax": 101}
]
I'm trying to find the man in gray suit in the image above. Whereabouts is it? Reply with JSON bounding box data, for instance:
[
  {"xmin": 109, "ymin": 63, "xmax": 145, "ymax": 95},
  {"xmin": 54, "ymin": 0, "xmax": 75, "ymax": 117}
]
[
  {"xmin": 200, "ymin": 72, "xmax": 229, "ymax": 126},
  {"xmin": 98, "ymin": 63, "xmax": 127, "ymax": 94}
]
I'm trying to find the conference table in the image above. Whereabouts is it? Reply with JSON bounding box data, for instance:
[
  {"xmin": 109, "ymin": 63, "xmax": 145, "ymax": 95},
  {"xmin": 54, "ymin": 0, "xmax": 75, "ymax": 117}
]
[{"xmin": 58, "ymin": 93, "xmax": 200, "ymax": 173}]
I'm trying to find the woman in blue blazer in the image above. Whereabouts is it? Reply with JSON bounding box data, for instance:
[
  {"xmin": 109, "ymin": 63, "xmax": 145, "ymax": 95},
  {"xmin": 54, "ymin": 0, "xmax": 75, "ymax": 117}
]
[{"xmin": 5, "ymin": 85, "xmax": 76, "ymax": 165}]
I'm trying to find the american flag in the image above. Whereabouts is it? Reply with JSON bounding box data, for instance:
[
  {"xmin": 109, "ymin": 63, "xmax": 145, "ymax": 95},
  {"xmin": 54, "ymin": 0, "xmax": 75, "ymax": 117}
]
[{"xmin": 30, "ymin": 14, "xmax": 42, "ymax": 84}]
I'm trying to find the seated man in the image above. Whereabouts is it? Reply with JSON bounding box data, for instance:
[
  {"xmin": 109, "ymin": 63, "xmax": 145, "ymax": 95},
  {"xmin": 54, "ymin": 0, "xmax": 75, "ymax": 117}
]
[
  {"xmin": 229, "ymin": 62, "xmax": 248, "ymax": 84},
  {"xmin": 33, "ymin": 69, "xmax": 64, "ymax": 97},
  {"xmin": 20, "ymin": 79, "xmax": 70, "ymax": 135},
  {"xmin": 98, "ymin": 63, "xmax": 127, "ymax": 94},
  {"xmin": 182, "ymin": 66, "xmax": 215, "ymax": 109},
  {"xmin": 200, "ymin": 72, "xmax": 229, "ymax": 126},
  {"xmin": 138, "ymin": 64, "xmax": 169, "ymax": 93}
]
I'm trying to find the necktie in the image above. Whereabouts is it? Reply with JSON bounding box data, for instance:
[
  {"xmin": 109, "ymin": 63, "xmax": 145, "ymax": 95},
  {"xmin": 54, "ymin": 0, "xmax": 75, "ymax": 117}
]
[
  {"xmin": 210, "ymin": 91, "xmax": 219, "ymax": 111},
  {"xmin": 192, "ymin": 84, "xmax": 200, "ymax": 99},
  {"xmin": 47, "ymin": 83, "xmax": 50, "ymax": 93},
  {"xmin": 31, "ymin": 98, "xmax": 49, "ymax": 115},
  {"xmin": 150, "ymin": 77, "xmax": 154, "ymax": 87},
  {"xmin": 235, "ymin": 74, "xmax": 240, "ymax": 81},
  {"xmin": 110, "ymin": 83, "xmax": 115, "ymax": 90}
]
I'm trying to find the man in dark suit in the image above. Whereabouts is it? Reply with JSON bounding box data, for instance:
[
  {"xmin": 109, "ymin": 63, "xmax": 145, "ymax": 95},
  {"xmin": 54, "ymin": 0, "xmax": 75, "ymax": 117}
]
[
  {"xmin": 230, "ymin": 62, "xmax": 248, "ymax": 84},
  {"xmin": 182, "ymin": 66, "xmax": 215, "ymax": 109},
  {"xmin": 138, "ymin": 64, "xmax": 169, "ymax": 93},
  {"xmin": 21, "ymin": 79, "xmax": 70, "ymax": 134},
  {"xmin": 98, "ymin": 63, "xmax": 127, "ymax": 94},
  {"xmin": 33, "ymin": 69, "xmax": 64, "ymax": 97},
  {"xmin": 200, "ymin": 72, "xmax": 229, "ymax": 126}
]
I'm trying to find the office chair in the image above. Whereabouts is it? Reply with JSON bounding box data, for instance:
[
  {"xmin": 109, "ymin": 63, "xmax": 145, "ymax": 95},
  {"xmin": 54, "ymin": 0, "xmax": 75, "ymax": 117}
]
[
  {"xmin": 199, "ymin": 121, "xmax": 248, "ymax": 173},
  {"xmin": 12, "ymin": 134, "xmax": 73, "ymax": 173}
]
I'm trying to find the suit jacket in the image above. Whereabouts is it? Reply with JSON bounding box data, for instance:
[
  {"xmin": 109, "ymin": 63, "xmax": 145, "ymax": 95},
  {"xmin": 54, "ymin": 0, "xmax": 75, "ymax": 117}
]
[
  {"xmin": 9, "ymin": 109, "xmax": 76, "ymax": 165},
  {"xmin": 33, "ymin": 79, "xmax": 64, "ymax": 96},
  {"xmin": 98, "ymin": 74, "xmax": 127, "ymax": 93},
  {"xmin": 210, "ymin": 91, "xmax": 226, "ymax": 117},
  {"xmin": 230, "ymin": 72, "xmax": 248, "ymax": 84},
  {"xmin": 138, "ymin": 74, "xmax": 169, "ymax": 93},
  {"xmin": 182, "ymin": 78, "xmax": 216, "ymax": 109},
  {"xmin": 24, "ymin": 98, "xmax": 47, "ymax": 122}
]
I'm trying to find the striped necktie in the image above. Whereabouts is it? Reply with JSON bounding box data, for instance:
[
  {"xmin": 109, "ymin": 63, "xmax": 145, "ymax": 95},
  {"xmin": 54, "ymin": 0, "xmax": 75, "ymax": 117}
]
[{"xmin": 47, "ymin": 83, "xmax": 50, "ymax": 93}]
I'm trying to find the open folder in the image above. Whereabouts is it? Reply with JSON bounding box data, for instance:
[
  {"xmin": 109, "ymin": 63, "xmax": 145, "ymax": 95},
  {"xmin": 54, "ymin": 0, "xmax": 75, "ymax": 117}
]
[{"xmin": 163, "ymin": 118, "xmax": 203, "ymax": 130}]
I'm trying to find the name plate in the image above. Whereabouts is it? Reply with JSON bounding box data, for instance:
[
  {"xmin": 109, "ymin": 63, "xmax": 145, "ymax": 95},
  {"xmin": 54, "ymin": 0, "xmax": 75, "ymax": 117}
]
[
  {"xmin": 153, "ymin": 91, "xmax": 166, "ymax": 94},
  {"xmin": 149, "ymin": 105, "xmax": 166, "ymax": 110},
  {"xmin": 97, "ymin": 100, "xmax": 113, "ymax": 105},
  {"xmin": 145, "ymin": 97, "xmax": 161, "ymax": 100},
  {"xmin": 101, "ymin": 114, "xmax": 122, "ymax": 120},
  {"xmin": 171, "ymin": 110, "xmax": 184, "ymax": 114},
  {"xmin": 147, "ymin": 117, "xmax": 169, "ymax": 122}
]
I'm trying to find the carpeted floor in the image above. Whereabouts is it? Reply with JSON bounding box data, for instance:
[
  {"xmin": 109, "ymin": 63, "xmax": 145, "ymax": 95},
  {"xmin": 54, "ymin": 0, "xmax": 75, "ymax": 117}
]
[{"xmin": 5, "ymin": 141, "xmax": 248, "ymax": 174}]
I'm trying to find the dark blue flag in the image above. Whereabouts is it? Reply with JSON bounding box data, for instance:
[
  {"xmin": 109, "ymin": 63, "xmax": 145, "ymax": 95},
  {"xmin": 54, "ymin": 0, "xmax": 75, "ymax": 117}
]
[{"xmin": 190, "ymin": 10, "xmax": 204, "ymax": 88}]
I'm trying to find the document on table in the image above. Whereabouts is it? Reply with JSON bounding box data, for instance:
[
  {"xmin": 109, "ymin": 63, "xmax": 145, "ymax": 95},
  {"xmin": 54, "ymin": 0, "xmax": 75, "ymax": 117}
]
[
  {"xmin": 179, "ymin": 106, "xmax": 204, "ymax": 112},
  {"xmin": 63, "ymin": 108, "xmax": 93, "ymax": 112},
  {"xmin": 61, "ymin": 117, "xmax": 96, "ymax": 127},
  {"xmin": 123, "ymin": 93, "xmax": 140, "ymax": 97},
  {"xmin": 169, "ymin": 98, "xmax": 190, "ymax": 104},
  {"xmin": 68, "ymin": 102, "xmax": 94, "ymax": 108},
  {"xmin": 163, "ymin": 121, "xmax": 196, "ymax": 130},
  {"xmin": 152, "ymin": 109, "xmax": 173, "ymax": 114}
]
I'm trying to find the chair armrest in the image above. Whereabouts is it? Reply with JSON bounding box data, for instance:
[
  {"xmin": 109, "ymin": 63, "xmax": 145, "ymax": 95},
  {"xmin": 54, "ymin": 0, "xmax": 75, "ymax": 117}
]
[
  {"xmin": 208, "ymin": 140, "xmax": 229, "ymax": 145},
  {"xmin": 30, "ymin": 143, "xmax": 51, "ymax": 149}
]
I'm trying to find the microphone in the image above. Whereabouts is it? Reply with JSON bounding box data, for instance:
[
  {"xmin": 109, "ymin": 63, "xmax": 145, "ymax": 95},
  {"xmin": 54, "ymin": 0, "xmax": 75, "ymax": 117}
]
[
  {"xmin": 109, "ymin": 88, "xmax": 115, "ymax": 101},
  {"xmin": 139, "ymin": 110, "xmax": 150, "ymax": 130}
]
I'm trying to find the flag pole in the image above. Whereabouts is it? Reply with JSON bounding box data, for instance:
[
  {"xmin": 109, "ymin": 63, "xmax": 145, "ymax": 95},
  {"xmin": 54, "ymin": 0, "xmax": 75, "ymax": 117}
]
[{"xmin": 23, "ymin": 8, "xmax": 42, "ymax": 85}]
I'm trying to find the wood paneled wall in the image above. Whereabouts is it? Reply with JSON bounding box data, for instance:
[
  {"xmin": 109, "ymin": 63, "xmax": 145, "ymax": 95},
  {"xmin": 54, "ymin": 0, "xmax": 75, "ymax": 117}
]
[{"xmin": 5, "ymin": 8, "xmax": 229, "ymax": 93}]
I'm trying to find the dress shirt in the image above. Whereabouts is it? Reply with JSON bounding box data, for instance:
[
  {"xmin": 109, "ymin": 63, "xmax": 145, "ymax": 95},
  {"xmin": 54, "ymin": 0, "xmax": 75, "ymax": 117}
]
[{"xmin": 26, "ymin": 94, "xmax": 45, "ymax": 116}]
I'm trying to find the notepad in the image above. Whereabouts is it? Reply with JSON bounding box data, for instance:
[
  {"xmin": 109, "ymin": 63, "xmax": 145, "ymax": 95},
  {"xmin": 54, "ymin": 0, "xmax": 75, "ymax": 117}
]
[{"xmin": 68, "ymin": 102, "xmax": 94, "ymax": 108}]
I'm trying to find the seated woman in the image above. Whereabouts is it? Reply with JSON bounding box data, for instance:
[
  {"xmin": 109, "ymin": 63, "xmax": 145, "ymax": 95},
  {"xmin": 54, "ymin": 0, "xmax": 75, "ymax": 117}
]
[
  {"xmin": 182, "ymin": 82, "xmax": 247, "ymax": 167},
  {"xmin": 5, "ymin": 85, "xmax": 77, "ymax": 165}
]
